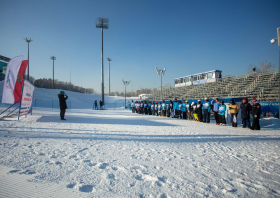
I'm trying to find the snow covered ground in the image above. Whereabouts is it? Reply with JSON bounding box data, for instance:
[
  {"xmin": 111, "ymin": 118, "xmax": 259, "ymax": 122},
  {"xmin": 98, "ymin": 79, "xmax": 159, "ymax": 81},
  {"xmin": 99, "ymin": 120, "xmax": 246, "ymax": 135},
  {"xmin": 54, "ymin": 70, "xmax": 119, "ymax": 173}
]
[
  {"xmin": 0, "ymin": 107, "xmax": 280, "ymax": 198},
  {"xmin": 1, "ymin": 81, "xmax": 280, "ymax": 197}
]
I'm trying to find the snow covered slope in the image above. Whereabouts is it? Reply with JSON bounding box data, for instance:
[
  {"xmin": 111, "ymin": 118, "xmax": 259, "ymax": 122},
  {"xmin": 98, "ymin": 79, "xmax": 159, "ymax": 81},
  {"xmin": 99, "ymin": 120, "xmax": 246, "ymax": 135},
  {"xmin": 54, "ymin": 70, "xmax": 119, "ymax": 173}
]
[{"xmin": 0, "ymin": 80, "xmax": 137, "ymax": 109}]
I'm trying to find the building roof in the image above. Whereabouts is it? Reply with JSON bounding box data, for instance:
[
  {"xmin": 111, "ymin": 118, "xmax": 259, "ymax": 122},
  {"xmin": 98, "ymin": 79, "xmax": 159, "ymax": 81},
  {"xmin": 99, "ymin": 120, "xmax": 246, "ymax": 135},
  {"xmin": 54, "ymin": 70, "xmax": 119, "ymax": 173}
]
[{"xmin": 0, "ymin": 55, "xmax": 11, "ymax": 63}]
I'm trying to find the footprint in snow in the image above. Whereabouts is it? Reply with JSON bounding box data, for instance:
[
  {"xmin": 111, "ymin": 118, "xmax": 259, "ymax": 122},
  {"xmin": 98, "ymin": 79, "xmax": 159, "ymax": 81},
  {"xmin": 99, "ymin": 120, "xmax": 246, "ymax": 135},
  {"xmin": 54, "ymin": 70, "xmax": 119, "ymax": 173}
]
[
  {"xmin": 107, "ymin": 173, "xmax": 115, "ymax": 180},
  {"xmin": 99, "ymin": 163, "xmax": 109, "ymax": 169},
  {"xmin": 79, "ymin": 185, "xmax": 94, "ymax": 193},
  {"xmin": 8, "ymin": 170, "xmax": 21, "ymax": 174},
  {"xmin": 66, "ymin": 183, "xmax": 76, "ymax": 188},
  {"xmin": 20, "ymin": 170, "xmax": 36, "ymax": 175}
]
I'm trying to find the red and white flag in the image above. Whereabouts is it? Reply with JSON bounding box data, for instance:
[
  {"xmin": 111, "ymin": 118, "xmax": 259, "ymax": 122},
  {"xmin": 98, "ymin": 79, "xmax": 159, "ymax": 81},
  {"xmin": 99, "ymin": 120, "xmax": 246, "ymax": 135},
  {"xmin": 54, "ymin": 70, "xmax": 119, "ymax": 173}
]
[
  {"xmin": 14, "ymin": 60, "xmax": 28, "ymax": 103},
  {"xmin": 1, "ymin": 56, "xmax": 23, "ymax": 104}
]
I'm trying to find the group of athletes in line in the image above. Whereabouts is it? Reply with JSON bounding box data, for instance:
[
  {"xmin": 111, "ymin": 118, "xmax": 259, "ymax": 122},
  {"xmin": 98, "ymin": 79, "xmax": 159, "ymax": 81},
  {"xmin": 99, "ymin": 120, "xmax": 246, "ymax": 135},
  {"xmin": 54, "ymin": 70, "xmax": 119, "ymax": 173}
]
[{"xmin": 130, "ymin": 97, "xmax": 261, "ymax": 130}]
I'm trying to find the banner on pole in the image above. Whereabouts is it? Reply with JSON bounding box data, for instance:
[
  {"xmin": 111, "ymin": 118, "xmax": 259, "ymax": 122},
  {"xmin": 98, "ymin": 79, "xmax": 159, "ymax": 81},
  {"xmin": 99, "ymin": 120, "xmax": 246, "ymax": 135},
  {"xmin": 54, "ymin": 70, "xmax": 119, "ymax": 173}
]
[
  {"xmin": 19, "ymin": 80, "xmax": 34, "ymax": 116},
  {"xmin": 1, "ymin": 56, "xmax": 24, "ymax": 104},
  {"xmin": 14, "ymin": 60, "xmax": 28, "ymax": 103}
]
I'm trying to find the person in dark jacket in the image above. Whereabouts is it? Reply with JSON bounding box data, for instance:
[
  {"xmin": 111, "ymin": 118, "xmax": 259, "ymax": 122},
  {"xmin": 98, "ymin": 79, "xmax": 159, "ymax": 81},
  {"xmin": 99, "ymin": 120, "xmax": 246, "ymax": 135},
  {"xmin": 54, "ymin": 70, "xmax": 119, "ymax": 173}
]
[
  {"xmin": 211, "ymin": 98, "xmax": 220, "ymax": 125},
  {"xmin": 58, "ymin": 91, "xmax": 68, "ymax": 120},
  {"xmin": 196, "ymin": 100, "xmax": 203, "ymax": 122},
  {"xmin": 99, "ymin": 100, "xmax": 103, "ymax": 110},
  {"xmin": 251, "ymin": 100, "xmax": 261, "ymax": 130},
  {"xmin": 167, "ymin": 100, "xmax": 173, "ymax": 117},
  {"xmin": 240, "ymin": 98, "xmax": 252, "ymax": 128}
]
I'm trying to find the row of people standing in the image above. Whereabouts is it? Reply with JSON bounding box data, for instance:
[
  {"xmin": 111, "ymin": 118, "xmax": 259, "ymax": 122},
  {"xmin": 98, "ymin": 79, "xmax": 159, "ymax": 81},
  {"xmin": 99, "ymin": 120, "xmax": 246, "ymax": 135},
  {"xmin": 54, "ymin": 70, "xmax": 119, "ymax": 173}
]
[
  {"xmin": 131, "ymin": 97, "xmax": 261, "ymax": 130},
  {"xmin": 131, "ymin": 98, "xmax": 215, "ymax": 123}
]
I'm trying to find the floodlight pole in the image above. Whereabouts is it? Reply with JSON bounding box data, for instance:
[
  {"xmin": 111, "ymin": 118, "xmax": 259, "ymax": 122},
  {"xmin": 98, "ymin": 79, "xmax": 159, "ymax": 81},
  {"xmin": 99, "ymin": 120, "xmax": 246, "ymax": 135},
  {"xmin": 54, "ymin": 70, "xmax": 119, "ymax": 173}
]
[
  {"xmin": 270, "ymin": 27, "xmax": 280, "ymax": 119},
  {"xmin": 107, "ymin": 58, "xmax": 111, "ymax": 96},
  {"xmin": 155, "ymin": 67, "xmax": 166, "ymax": 100},
  {"xmin": 96, "ymin": 17, "xmax": 109, "ymax": 104},
  {"xmin": 51, "ymin": 56, "xmax": 56, "ymax": 89},
  {"xmin": 122, "ymin": 80, "xmax": 130, "ymax": 109},
  {"xmin": 24, "ymin": 38, "xmax": 33, "ymax": 81}
]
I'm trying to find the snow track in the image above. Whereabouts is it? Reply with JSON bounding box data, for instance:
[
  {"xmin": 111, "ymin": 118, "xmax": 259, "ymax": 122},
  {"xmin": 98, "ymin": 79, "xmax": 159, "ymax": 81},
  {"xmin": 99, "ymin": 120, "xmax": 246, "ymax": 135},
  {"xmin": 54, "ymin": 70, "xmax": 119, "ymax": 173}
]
[{"xmin": 0, "ymin": 108, "xmax": 280, "ymax": 197}]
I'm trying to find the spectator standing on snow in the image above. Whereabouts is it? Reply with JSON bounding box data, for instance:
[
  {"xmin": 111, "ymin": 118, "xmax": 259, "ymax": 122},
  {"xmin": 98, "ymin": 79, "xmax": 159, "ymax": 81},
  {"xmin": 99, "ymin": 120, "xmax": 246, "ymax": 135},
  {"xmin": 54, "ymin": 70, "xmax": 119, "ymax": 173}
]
[
  {"xmin": 186, "ymin": 101, "xmax": 192, "ymax": 120},
  {"xmin": 202, "ymin": 98, "xmax": 211, "ymax": 123},
  {"xmin": 167, "ymin": 100, "xmax": 173, "ymax": 117},
  {"xmin": 173, "ymin": 99, "xmax": 180, "ymax": 118},
  {"xmin": 154, "ymin": 102, "xmax": 158, "ymax": 116},
  {"xmin": 151, "ymin": 102, "xmax": 155, "ymax": 115},
  {"xmin": 218, "ymin": 100, "xmax": 227, "ymax": 126},
  {"xmin": 211, "ymin": 98, "xmax": 220, "ymax": 125},
  {"xmin": 148, "ymin": 101, "xmax": 152, "ymax": 115},
  {"xmin": 251, "ymin": 99, "xmax": 261, "ymax": 130},
  {"xmin": 181, "ymin": 100, "xmax": 187, "ymax": 119},
  {"xmin": 228, "ymin": 99, "xmax": 239, "ymax": 127},
  {"xmin": 162, "ymin": 100, "xmax": 166, "ymax": 117},
  {"xmin": 240, "ymin": 98, "xmax": 252, "ymax": 128},
  {"xmin": 191, "ymin": 102, "xmax": 197, "ymax": 121},
  {"xmin": 178, "ymin": 100, "xmax": 182, "ymax": 119},
  {"xmin": 58, "ymin": 91, "xmax": 68, "ymax": 120},
  {"xmin": 131, "ymin": 100, "xmax": 135, "ymax": 113},
  {"xmin": 197, "ymin": 100, "xmax": 203, "ymax": 122},
  {"xmin": 99, "ymin": 100, "xmax": 103, "ymax": 110},
  {"xmin": 144, "ymin": 101, "xmax": 148, "ymax": 115},
  {"xmin": 94, "ymin": 100, "xmax": 98, "ymax": 110},
  {"xmin": 158, "ymin": 102, "xmax": 162, "ymax": 116}
]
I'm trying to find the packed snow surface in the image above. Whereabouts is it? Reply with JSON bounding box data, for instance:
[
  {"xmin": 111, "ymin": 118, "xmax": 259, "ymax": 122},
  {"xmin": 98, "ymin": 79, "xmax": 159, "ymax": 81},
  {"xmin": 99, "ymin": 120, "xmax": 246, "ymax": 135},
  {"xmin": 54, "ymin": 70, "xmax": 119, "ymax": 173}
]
[
  {"xmin": 0, "ymin": 81, "xmax": 280, "ymax": 197},
  {"xmin": 0, "ymin": 108, "xmax": 280, "ymax": 198}
]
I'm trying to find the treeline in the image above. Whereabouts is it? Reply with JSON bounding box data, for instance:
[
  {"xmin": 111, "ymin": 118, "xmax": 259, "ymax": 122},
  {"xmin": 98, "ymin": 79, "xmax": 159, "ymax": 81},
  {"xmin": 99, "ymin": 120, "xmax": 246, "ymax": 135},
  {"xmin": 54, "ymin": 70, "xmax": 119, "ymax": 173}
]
[
  {"xmin": 29, "ymin": 76, "xmax": 95, "ymax": 94},
  {"xmin": 110, "ymin": 88, "xmax": 154, "ymax": 97}
]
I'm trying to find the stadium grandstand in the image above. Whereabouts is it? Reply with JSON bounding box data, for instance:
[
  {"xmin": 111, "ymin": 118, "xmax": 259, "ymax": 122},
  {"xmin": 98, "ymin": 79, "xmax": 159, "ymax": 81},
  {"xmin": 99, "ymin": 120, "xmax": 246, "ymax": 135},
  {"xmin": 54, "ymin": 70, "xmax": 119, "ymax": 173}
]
[
  {"xmin": 0, "ymin": 55, "xmax": 10, "ymax": 81},
  {"xmin": 150, "ymin": 69, "xmax": 280, "ymax": 102}
]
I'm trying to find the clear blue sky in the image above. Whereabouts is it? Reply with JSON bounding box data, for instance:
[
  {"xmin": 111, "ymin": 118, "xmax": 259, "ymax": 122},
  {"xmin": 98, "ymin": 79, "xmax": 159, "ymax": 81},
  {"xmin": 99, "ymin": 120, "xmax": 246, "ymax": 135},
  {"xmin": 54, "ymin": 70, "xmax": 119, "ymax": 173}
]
[{"xmin": 1, "ymin": 0, "xmax": 279, "ymax": 93}]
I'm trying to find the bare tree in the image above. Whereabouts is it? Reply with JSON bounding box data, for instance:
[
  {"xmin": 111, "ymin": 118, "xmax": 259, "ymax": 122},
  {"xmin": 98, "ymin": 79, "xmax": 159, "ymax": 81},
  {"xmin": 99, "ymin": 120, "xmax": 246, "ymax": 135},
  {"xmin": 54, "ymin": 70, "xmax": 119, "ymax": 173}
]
[{"xmin": 248, "ymin": 61, "xmax": 275, "ymax": 74}]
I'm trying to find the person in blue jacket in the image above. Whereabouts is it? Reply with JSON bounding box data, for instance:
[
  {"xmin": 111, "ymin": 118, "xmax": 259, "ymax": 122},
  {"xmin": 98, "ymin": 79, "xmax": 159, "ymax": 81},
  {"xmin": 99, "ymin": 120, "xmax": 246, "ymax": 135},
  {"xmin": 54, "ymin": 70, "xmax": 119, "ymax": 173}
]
[
  {"xmin": 218, "ymin": 100, "xmax": 227, "ymax": 125},
  {"xmin": 202, "ymin": 97, "xmax": 211, "ymax": 123},
  {"xmin": 181, "ymin": 100, "xmax": 187, "ymax": 119},
  {"xmin": 151, "ymin": 102, "xmax": 154, "ymax": 115},
  {"xmin": 211, "ymin": 98, "xmax": 220, "ymax": 125},
  {"xmin": 148, "ymin": 101, "xmax": 152, "ymax": 115},
  {"xmin": 173, "ymin": 99, "xmax": 180, "ymax": 118},
  {"xmin": 162, "ymin": 100, "xmax": 166, "ymax": 117}
]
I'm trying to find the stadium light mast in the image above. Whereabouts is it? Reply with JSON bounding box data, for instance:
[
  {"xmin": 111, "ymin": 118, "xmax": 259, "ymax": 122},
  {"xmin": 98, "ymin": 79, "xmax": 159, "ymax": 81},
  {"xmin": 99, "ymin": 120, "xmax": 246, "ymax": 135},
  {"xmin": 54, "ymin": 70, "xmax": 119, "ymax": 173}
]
[
  {"xmin": 96, "ymin": 17, "xmax": 109, "ymax": 104},
  {"xmin": 270, "ymin": 27, "xmax": 280, "ymax": 119},
  {"xmin": 50, "ymin": 56, "xmax": 56, "ymax": 89},
  {"xmin": 24, "ymin": 37, "xmax": 33, "ymax": 81},
  {"xmin": 122, "ymin": 79, "xmax": 130, "ymax": 109},
  {"xmin": 107, "ymin": 58, "xmax": 111, "ymax": 96},
  {"xmin": 155, "ymin": 67, "xmax": 166, "ymax": 100}
]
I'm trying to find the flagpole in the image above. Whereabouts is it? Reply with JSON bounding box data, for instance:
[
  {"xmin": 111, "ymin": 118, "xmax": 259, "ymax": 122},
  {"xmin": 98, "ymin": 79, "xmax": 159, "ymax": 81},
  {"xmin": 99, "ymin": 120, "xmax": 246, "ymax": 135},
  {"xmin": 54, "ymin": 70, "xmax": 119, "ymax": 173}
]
[{"xmin": 18, "ymin": 79, "xmax": 25, "ymax": 121}]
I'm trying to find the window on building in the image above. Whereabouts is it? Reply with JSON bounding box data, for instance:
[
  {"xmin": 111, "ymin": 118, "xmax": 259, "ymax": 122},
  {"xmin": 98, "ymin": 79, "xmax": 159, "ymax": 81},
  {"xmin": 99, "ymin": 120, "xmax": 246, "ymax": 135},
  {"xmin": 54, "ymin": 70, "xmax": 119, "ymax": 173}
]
[{"xmin": 207, "ymin": 72, "xmax": 213, "ymax": 79}]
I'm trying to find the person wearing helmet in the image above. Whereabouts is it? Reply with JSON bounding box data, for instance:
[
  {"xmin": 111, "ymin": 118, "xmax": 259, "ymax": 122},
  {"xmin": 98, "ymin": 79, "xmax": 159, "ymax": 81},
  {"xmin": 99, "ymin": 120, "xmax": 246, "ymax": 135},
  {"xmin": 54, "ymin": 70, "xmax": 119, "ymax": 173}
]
[
  {"xmin": 202, "ymin": 97, "xmax": 211, "ymax": 123},
  {"xmin": 196, "ymin": 100, "xmax": 203, "ymax": 122},
  {"xmin": 167, "ymin": 100, "xmax": 173, "ymax": 117},
  {"xmin": 186, "ymin": 101, "xmax": 192, "ymax": 120},
  {"xmin": 162, "ymin": 100, "xmax": 166, "ymax": 117},
  {"xmin": 58, "ymin": 91, "xmax": 68, "ymax": 120}
]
